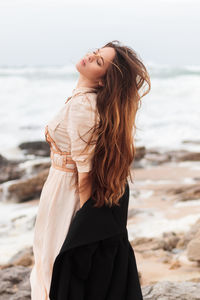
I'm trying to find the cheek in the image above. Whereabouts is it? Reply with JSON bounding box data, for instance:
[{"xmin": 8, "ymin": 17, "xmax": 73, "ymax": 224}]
[
  {"xmin": 76, "ymin": 60, "xmax": 106, "ymax": 79},
  {"xmin": 86, "ymin": 64, "xmax": 106, "ymax": 79}
]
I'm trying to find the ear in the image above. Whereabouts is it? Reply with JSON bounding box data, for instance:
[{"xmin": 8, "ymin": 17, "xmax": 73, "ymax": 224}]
[{"xmin": 98, "ymin": 81, "xmax": 104, "ymax": 87}]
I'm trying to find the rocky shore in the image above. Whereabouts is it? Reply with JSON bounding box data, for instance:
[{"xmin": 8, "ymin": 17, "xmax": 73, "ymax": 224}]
[{"xmin": 0, "ymin": 140, "xmax": 200, "ymax": 299}]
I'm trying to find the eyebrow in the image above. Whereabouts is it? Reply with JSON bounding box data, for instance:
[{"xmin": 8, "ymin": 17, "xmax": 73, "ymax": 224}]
[{"xmin": 97, "ymin": 48, "xmax": 105, "ymax": 66}]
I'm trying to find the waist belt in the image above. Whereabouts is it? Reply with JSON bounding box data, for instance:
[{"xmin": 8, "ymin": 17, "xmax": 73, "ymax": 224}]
[{"xmin": 45, "ymin": 125, "xmax": 77, "ymax": 173}]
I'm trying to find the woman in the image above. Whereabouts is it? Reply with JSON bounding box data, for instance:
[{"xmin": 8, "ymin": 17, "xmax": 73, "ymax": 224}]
[{"xmin": 30, "ymin": 40, "xmax": 151, "ymax": 300}]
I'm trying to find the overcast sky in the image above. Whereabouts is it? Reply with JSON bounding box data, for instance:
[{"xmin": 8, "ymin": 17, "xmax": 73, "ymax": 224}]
[{"xmin": 0, "ymin": 0, "xmax": 199, "ymax": 67}]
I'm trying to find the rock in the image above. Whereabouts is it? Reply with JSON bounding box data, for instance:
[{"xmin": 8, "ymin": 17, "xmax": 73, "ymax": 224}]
[
  {"xmin": 144, "ymin": 151, "xmax": 171, "ymax": 165},
  {"xmin": 169, "ymin": 260, "xmax": 181, "ymax": 269},
  {"xmin": 5, "ymin": 247, "xmax": 34, "ymax": 268},
  {"xmin": 135, "ymin": 146, "xmax": 146, "ymax": 160},
  {"xmin": 182, "ymin": 140, "xmax": 200, "ymax": 145},
  {"xmin": 0, "ymin": 154, "xmax": 9, "ymax": 165},
  {"xmin": 0, "ymin": 154, "xmax": 26, "ymax": 184},
  {"xmin": 177, "ymin": 218, "xmax": 200, "ymax": 249},
  {"xmin": 175, "ymin": 218, "xmax": 200, "ymax": 262},
  {"xmin": 132, "ymin": 237, "xmax": 166, "ymax": 252},
  {"xmin": 187, "ymin": 229, "xmax": 200, "ymax": 262},
  {"xmin": 142, "ymin": 281, "xmax": 200, "ymax": 300},
  {"xmin": 5, "ymin": 169, "xmax": 49, "ymax": 202},
  {"xmin": 31, "ymin": 161, "xmax": 51, "ymax": 173},
  {"xmin": 162, "ymin": 232, "xmax": 180, "ymax": 251},
  {"xmin": 187, "ymin": 238, "xmax": 200, "ymax": 262},
  {"xmin": 131, "ymin": 148, "xmax": 200, "ymax": 167},
  {"xmin": 131, "ymin": 146, "xmax": 146, "ymax": 168},
  {"xmin": 166, "ymin": 150, "xmax": 200, "ymax": 162},
  {"xmin": 176, "ymin": 152, "xmax": 200, "ymax": 162},
  {"xmin": 141, "ymin": 149, "xmax": 200, "ymax": 167},
  {"xmin": 180, "ymin": 185, "xmax": 200, "ymax": 201},
  {"xmin": 18, "ymin": 141, "xmax": 50, "ymax": 157},
  {"xmin": 128, "ymin": 208, "xmax": 144, "ymax": 218},
  {"xmin": 166, "ymin": 183, "xmax": 200, "ymax": 201},
  {"xmin": 0, "ymin": 265, "xmax": 31, "ymax": 300},
  {"xmin": 131, "ymin": 232, "xmax": 180, "ymax": 253}
]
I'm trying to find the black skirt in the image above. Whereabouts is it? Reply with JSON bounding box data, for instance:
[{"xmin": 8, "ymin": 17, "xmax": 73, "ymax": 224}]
[{"xmin": 49, "ymin": 182, "xmax": 143, "ymax": 300}]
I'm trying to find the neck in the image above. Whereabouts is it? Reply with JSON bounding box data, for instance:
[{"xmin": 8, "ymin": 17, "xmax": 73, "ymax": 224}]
[{"xmin": 76, "ymin": 74, "xmax": 97, "ymax": 89}]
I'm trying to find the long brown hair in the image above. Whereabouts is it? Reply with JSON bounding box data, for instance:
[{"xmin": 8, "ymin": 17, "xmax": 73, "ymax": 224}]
[{"xmin": 72, "ymin": 40, "xmax": 151, "ymax": 208}]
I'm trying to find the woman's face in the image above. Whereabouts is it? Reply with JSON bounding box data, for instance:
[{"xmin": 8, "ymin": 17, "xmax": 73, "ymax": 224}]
[{"xmin": 76, "ymin": 46, "xmax": 116, "ymax": 83}]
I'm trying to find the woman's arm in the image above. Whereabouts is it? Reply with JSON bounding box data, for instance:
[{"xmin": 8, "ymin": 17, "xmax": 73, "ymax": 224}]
[{"xmin": 78, "ymin": 172, "xmax": 92, "ymax": 208}]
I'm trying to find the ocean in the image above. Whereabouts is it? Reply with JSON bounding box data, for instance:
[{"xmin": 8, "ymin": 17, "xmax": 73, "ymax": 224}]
[{"xmin": 0, "ymin": 62, "xmax": 200, "ymax": 160}]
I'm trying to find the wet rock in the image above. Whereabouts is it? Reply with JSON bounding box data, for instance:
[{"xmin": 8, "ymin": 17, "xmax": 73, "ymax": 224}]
[
  {"xmin": 177, "ymin": 218, "xmax": 200, "ymax": 249},
  {"xmin": 144, "ymin": 151, "xmax": 171, "ymax": 165},
  {"xmin": 176, "ymin": 151, "xmax": 200, "ymax": 162},
  {"xmin": 131, "ymin": 237, "xmax": 166, "ymax": 252},
  {"xmin": 142, "ymin": 280, "xmax": 200, "ymax": 300},
  {"xmin": 131, "ymin": 146, "xmax": 146, "ymax": 168},
  {"xmin": 166, "ymin": 183, "xmax": 200, "ymax": 201},
  {"xmin": 131, "ymin": 148, "xmax": 200, "ymax": 168},
  {"xmin": 187, "ymin": 238, "xmax": 200, "ymax": 262},
  {"xmin": 128, "ymin": 208, "xmax": 144, "ymax": 218},
  {"xmin": 166, "ymin": 149, "xmax": 200, "ymax": 162},
  {"xmin": 162, "ymin": 232, "xmax": 180, "ymax": 251},
  {"xmin": 182, "ymin": 140, "xmax": 200, "ymax": 145},
  {"xmin": 0, "ymin": 265, "xmax": 31, "ymax": 300},
  {"xmin": 169, "ymin": 260, "xmax": 181, "ymax": 270},
  {"xmin": 0, "ymin": 154, "xmax": 9, "ymax": 165},
  {"xmin": 18, "ymin": 141, "xmax": 50, "ymax": 157},
  {"xmin": 187, "ymin": 227, "xmax": 200, "ymax": 262},
  {"xmin": 5, "ymin": 169, "xmax": 49, "ymax": 202},
  {"xmin": 0, "ymin": 154, "xmax": 26, "ymax": 184},
  {"xmin": 31, "ymin": 161, "xmax": 51, "ymax": 173},
  {"xmin": 131, "ymin": 232, "xmax": 180, "ymax": 253},
  {"xmin": 140, "ymin": 149, "xmax": 200, "ymax": 167},
  {"xmin": 135, "ymin": 146, "xmax": 146, "ymax": 160},
  {"xmin": 140, "ymin": 248, "xmax": 174, "ymax": 264},
  {"xmin": 5, "ymin": 247, "xmax": 34, "ymax": 268},
  {"xmin": 179, "ymin": 185, "xmax": 200, "ymax": 201}
]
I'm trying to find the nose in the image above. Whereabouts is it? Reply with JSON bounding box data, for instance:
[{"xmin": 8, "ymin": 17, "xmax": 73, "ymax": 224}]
[{"xmin": 86, "ymin": 51, "xmax": 95, "ymax": 62}]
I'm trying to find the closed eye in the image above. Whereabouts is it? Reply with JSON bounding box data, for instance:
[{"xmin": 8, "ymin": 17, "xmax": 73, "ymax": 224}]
[{"xmin": 93, "ymin": 51, "xmax": 102, "ymax": 66}]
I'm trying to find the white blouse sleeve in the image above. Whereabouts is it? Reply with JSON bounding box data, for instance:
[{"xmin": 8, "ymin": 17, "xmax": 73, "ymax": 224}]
[{"xmin": 67, "ymin": 93, "xmax": 99, "ymax": 173}]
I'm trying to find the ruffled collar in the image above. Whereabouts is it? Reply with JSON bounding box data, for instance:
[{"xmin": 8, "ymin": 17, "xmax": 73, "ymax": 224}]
[{"xmin": 72, "ymin": 86, "xmax": 97, "ymax": 95}]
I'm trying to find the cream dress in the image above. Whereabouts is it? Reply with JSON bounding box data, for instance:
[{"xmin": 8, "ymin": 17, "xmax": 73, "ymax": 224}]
[{"xmin": 30, "ymin": 86, "xmax": 99, "ymax": 300}]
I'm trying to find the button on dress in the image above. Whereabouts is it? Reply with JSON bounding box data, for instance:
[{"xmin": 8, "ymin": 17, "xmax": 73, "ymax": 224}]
[{"xmin": 30, "ymin": 86, "xmax": 99, "ymax": 300}]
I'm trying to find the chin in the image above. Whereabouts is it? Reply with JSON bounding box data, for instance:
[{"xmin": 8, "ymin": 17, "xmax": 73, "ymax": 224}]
[{"xmin": 75, "ymin": 61, "xmax": 83, "ymax": 73}]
